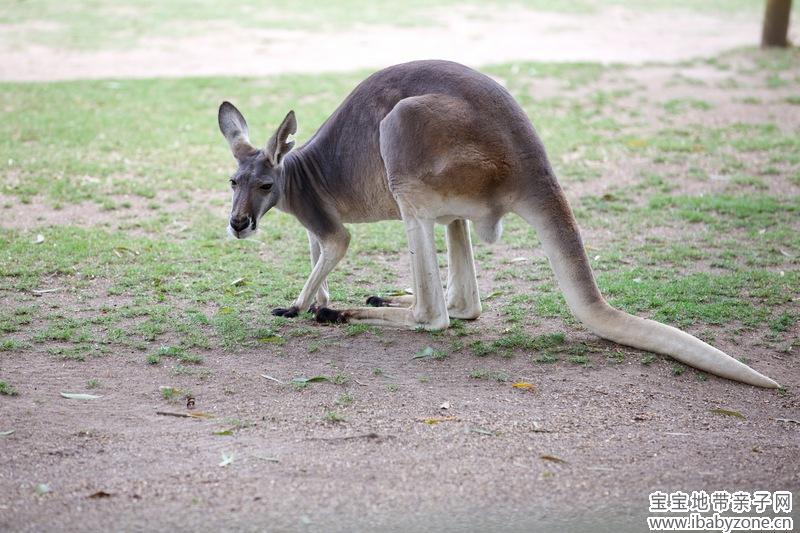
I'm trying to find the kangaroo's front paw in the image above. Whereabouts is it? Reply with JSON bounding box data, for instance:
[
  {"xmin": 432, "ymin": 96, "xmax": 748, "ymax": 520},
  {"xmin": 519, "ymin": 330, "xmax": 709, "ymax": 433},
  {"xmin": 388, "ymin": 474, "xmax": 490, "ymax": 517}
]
[
  {"xmin": 272, "ymin": 306, "xmax": 300, "ymax": 318},
  {"xmin": 366, "ymin": 296, "xmax": 388, "ymax": 307},
  {"xmin": 315, "ymin": 307, "xmax": 348, "ymax": 324}
]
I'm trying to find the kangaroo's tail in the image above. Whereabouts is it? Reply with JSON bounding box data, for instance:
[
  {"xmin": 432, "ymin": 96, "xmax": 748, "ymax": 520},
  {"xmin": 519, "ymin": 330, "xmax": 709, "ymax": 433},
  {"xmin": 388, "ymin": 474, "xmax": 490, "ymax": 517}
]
[{"xmin": 515, "ymin": 184, "xmax": 779, "ymax": 389}]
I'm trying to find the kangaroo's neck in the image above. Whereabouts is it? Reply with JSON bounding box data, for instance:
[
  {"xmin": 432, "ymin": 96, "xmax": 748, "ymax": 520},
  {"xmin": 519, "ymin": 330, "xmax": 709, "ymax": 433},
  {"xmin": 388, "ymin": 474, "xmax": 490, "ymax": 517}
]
[{"xmin": 279, "ymin": 143, "xmax": 342, "ymax": 239}]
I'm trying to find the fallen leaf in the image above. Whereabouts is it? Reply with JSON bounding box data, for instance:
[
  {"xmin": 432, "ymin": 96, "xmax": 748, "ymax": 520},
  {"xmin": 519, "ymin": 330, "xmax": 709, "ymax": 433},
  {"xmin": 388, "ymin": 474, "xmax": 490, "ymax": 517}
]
[
  {"xmin": 35, "ymin": 484, "xmax": 51, "ymax": 495},
  {"xmin": 32, "ymin": 288, "xmax": 62, "ymax": 295},
  {"xmin": 710, "ymin": 408, "xmax": 745, "ymax": 419},
  {"xmin": 291, "ymin": 376, "xmax": 330, "ymax": 384},
  {"xmin": 88, "ymin": 491, "xmax": 112, "ymax": 499},
  {"xmin": 512, "ymin": 382, "xmax": 536, "ymax": 391},
  {"xmin": 412, "ymin": 347, "xmax": 435, "ymax": 359},
  {"xmin": 113, "ymin": 246, "xmax": 138, "ymax": 256},
  {"xmin": 484, "ymin": 290, "xmax": 504, "ymax": 300},
  {"xmin": 387, "ymin": 288, "xmax": 410, "ymax": 297},
  {"xmin": 0, "ymin": 429, "xmax": 15, "ymax": 437},
  {"xmin": 439, "ymin": 401, "xmax": 451, "ymax": 410},
  {"xmin": 230, "ymin": 277, "xmax": 246, "ymax": 286},
  {"xmin": 468, "ymin": 426, "xmax": 494, "ymax": 436},
  {"xmin": 219, "ymin": 452, "xmax": 235, "ymax": 467},
  {"xmin": 261, "ymin": 374, "xmax": 286, "ymax": 385},
  {"xmin": 625, "ymin": 138, "xmax": 648, "ymax": 148},
  {"xmin": 510, "ymin": 257, "xmax": 528, "ymax": 263},
  {"xmin": 257, "ymin": 335, "xmax": 284, "ymax": 344},
  {"xmin": 187, "ymin": 412, "xmax": 214, "ymax": 419},
  {"xmin": 213, "ymin": 429, "xmax": 234, "ymax": 436},
  {"xmin": 540, "ymin": 454, "xmax": 568, "ymax": 464},
  {"xmin": 418, "ymin": 416, "xmax": 459, "ymax": 425},
  {"xmin": 531, "ymin": 421, "xmax": 551, "ymax": 433},
  {"xmin": 60, "ymin": 392, "xmax": 102, "ymax": 400},
  {"xmin": 33, "ymin": 234, "xmax": 45, "ymax": 244}
]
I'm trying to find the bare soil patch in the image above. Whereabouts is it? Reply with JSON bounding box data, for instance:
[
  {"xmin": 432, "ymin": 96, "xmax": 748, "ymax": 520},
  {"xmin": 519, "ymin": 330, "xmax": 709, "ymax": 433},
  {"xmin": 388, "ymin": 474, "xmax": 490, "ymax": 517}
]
[{"xmin": 2, "ymin": 5, "xmax": 797, "ymax": 81}]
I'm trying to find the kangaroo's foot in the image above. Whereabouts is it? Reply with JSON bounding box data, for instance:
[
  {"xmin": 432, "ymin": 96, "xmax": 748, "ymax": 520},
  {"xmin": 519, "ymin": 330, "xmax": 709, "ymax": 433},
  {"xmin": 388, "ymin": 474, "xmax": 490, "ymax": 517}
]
[
  {"xmin": 315, "ymin": 307, "xmax": 349, "ymax": 324},
  {"xmin": 446, "ymin": 300, "xmax": 482, "ymax": 320},
  {"xmin": 272, "ymin": 306, "xmax": 300, "ymax": 318}
]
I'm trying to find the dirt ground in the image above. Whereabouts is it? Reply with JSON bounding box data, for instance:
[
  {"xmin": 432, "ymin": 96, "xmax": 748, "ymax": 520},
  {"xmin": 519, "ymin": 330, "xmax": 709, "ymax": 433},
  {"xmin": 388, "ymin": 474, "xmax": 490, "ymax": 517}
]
[
  {"xmin": 2, "ymin": 327, "xmax": 798, "ymax": 532},
  {"xmin": 2, "ymin": 4, "xmax": 800, "ymax": 533}
]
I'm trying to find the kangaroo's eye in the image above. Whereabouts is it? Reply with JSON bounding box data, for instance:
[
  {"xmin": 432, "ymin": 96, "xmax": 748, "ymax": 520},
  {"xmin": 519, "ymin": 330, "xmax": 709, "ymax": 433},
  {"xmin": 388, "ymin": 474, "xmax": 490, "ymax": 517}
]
[
  {"xmin": 260, "ymin": 183, "xmax": 273, "ymax": 191},
  {"xmin": 229, "ymin": 179, "xmax": 237, "ymax": 188}
]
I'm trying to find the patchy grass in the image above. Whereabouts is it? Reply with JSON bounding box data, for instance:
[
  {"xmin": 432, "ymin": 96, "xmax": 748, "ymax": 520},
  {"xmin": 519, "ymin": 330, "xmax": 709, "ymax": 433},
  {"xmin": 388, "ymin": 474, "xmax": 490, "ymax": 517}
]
[
  {"xmin": 1, "ymin": 47, "xmax": 798, "ymax": 380},
  {"xmin": 0, "ymin": 381, "xmax": 20, "ymax": 396},
  {"xmin": 323, "ymin": 410, "xmax": 346, "ymax": 423},
  {"xmin": 149, "ymin": 345, "xmax": 205, "ymax": 365},
  {"xmin": 469, "ymin": 369, "xmax": 510, "ymax": 382},
  {"xmin": 335, "ymin": 393, "xmax": 354, "ymax": 407},
  {"xmin": 471, "ymin": 330, "xmax": 567, "ymax": 358},
  {"xmin": 0, "ymin": 338, "xmax": 26, "ymax": 351},
  {"xmin": 160, "ymin": 386, "xmax": 192, "ymax": 402}
]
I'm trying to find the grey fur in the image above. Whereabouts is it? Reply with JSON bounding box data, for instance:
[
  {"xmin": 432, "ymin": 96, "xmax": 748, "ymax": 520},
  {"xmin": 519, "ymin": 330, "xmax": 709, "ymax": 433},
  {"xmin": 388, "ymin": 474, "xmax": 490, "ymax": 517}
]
[{"xmin": 217, "ymin": 60, "xmax": 778, "ymax": 389}]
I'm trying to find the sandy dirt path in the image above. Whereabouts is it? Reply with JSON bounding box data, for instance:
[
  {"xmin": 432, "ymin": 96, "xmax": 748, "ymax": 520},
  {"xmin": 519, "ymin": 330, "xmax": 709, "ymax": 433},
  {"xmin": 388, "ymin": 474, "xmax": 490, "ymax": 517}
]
[{"xmin": 1, "ymin": 5, "xmax": 795, "ymax": 81}]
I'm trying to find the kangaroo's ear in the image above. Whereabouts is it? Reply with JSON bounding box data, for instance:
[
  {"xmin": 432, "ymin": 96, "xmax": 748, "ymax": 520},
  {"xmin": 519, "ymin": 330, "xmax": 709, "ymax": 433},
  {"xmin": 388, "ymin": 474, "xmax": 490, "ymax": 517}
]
[
  {"xmin": 218, "ymin": 101, "xmax": 255, "ymax": 161},
  {"xmin": 265, "ymin": 110, "xmax": 297, "ymax": 165}
]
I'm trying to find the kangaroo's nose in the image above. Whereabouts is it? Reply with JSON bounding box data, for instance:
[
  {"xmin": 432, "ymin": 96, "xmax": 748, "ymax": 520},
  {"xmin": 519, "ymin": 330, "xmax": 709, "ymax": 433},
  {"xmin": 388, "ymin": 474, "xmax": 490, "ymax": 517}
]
[{"xmin": 230, "ymin": 216, "xmax": 250, "ymax": 232}]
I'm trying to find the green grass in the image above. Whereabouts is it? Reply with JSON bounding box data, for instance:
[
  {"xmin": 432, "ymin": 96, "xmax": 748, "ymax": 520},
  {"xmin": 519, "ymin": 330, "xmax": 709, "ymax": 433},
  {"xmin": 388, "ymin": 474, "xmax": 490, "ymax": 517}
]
[
  {"xmin": 160, "ymin": 386, "xmax": 192, "ymax": 401},
  {"xmin": 335, "ymin": 393, "xmax": 354, "ymax": 407},
  {"xmin": 469, "ymin": 369, "xmax": 510, "ymax": 382},
  {"xmin": 323, "ymin": 410, "xmax": 346, "ymax": 423},
  {"xmin": 0, "ymin": 381, "xmax": 19, "ymax": 396},
  {"xmin": 149, "ymin": 345, "xmax": 205, "ymax": 365},
  {"xmin": 0, "ymin": 338, "xmax": 26, "ymax": 351}
]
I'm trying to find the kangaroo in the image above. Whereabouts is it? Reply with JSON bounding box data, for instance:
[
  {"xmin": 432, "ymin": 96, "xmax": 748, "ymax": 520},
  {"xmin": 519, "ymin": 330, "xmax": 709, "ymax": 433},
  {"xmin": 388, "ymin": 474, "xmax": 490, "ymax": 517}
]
[{"xmin": 218, "ymin": 60, "xmax": 778, "ymax": 389}]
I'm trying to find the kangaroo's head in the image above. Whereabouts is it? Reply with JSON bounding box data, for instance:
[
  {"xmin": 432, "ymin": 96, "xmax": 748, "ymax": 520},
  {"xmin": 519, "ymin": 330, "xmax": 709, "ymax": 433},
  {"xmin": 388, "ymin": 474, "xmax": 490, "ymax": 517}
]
[{"xmin": 218, "ymin": 101, "xmax": 297, "ymax": 239}]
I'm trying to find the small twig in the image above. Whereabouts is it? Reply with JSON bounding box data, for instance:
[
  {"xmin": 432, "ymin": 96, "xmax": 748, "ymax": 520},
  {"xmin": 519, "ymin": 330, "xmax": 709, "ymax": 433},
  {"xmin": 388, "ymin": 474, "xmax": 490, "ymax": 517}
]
[
  {"xmin": 252, "ymin": 455, "xmax": 280, "ymax": 463},
  {"xmin": 156, "ymin": 411, "xmax": 192, "ymax": 418},
  {"xmin": 306, "ymin": 432, "xmax": 394, "ymax": 442}
]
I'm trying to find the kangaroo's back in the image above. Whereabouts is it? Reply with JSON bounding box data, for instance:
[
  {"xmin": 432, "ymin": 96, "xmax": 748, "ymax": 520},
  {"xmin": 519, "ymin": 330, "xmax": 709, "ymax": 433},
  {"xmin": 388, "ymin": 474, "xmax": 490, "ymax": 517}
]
[{"xmin": 299, "ymin": 60, "xmax": 551, "ymax": 222}]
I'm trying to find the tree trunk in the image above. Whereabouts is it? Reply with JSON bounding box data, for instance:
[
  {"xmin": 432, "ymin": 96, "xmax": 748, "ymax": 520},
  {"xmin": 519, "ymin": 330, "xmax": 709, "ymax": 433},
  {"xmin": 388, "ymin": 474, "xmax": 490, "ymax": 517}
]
[{"xmin": 761, "ymin": 0, "xmax": 793, "ymax": 47}]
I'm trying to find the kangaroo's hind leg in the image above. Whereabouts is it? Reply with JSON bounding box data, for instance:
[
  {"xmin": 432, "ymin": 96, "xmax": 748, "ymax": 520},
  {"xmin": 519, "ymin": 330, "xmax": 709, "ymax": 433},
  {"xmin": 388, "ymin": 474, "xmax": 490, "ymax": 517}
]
[
  {"xmin": 444, "ymin": 219, "xmax": 481, "ymax": 319},
  {"xmin": 315, "ymin": 213, "xmax": 450, "ymax": 331},
  {"xmin": 365, "ymin": 219, "xmax": 480, "ymax": 319}
]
